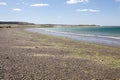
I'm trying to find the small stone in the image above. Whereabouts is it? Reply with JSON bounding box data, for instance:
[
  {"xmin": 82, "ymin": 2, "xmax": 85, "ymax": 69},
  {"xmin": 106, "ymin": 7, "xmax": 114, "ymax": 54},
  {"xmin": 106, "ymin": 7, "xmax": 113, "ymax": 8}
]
[
  {"xmin": 35, "ymin": 46, "xmax": 38, "ymax": 48},
  {"xmin": 101, "ymin": 60, "xmax": 104, "ymax": 61},
  {"xmin": 5, "ymin": 56, "xmax": 9, "ymax": 59}
]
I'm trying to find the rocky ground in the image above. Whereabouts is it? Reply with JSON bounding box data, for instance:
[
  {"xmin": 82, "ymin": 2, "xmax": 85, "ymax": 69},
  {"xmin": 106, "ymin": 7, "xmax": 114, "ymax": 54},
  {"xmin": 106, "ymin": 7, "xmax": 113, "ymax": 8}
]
[{"xmin": 0, "ymin": 28, "xmax": 120, "ymax": 80}]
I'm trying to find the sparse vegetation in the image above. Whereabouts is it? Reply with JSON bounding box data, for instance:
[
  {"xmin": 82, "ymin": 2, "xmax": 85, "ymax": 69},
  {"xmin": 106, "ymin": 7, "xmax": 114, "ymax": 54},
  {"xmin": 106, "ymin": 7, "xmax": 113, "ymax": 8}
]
[{"xmin": 0, "ymin": 28, "xmax": 120, "ymax": 79}]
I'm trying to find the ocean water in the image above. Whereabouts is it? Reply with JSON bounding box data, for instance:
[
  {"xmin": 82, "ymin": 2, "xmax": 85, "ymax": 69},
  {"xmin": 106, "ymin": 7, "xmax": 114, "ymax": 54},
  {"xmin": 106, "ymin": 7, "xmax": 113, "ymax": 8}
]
[
  {"xmin": 27, "ymin": 26, "xmax": 120, "ymax": 46},
  {"xmin": 45, "ymin": 26, "xmax": 120, "ymax": 38}
]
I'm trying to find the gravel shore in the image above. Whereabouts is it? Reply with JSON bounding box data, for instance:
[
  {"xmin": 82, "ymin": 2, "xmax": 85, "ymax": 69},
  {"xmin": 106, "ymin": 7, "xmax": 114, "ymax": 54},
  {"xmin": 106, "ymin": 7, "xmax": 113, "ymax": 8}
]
[{"xmin": 0, "ymin": 28, "xmax": 120, "ymax": 80}]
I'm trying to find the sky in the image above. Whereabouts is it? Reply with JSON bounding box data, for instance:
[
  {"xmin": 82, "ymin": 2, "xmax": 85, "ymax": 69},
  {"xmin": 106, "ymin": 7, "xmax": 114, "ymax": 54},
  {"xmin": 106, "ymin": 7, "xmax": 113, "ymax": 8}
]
[{"xmin": 0, "ymin": 0, "xmax": 120, "ymax": 26}]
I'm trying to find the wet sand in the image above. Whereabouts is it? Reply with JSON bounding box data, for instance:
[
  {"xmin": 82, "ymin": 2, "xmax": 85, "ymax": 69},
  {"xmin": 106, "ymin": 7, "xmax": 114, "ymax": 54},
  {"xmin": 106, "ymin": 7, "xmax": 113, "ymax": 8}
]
[{"xmin": 0, "ymin": 28, "xmax": 120, "ymax": 79}]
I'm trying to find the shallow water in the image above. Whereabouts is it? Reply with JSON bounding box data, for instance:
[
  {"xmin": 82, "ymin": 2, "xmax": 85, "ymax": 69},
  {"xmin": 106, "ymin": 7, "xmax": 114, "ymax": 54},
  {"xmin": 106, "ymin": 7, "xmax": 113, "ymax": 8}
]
[{"xmin": 27, "ymin": 26, "xmax": 120, "ymax": 47}]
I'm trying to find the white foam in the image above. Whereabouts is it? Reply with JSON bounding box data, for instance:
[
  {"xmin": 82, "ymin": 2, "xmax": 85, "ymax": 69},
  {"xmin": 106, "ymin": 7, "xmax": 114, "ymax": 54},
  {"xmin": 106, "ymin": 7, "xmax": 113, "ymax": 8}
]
[{"xmin": 44, "ymin": 29, "xmax": 120, "ymax": 40}]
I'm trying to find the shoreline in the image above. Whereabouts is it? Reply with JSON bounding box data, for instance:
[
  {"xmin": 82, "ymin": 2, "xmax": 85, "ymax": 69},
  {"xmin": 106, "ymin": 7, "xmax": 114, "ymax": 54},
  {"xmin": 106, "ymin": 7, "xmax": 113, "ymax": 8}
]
[
  {"xmin": 27, "ymin": 28, "xmax": 120, "ymax": 47},
  {"xmin": 0, "ymin": 28, "xmax": 120, "ymax": 79}
]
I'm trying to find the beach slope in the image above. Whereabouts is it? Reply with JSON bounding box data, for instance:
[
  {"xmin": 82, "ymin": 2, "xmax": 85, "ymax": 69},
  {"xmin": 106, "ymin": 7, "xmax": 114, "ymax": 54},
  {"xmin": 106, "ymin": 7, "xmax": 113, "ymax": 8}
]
[{"xmin": 0, "ymin": 28, "xmax": 120, "ymax": 79}]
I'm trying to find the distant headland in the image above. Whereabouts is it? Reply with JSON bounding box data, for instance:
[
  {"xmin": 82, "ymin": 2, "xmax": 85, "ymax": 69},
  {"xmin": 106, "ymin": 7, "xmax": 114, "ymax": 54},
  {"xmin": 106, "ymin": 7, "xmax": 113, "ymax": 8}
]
[
  {"xmin": 0, "ymin": 21, "xmax": 34, "ymax": 25},
  {"xmin": 0, "ymin": 21, "xmax": 100, "ymax": 28},
  {"xmin": 39, "ymin": 24, "xmax": 100, "ymax": 28}
]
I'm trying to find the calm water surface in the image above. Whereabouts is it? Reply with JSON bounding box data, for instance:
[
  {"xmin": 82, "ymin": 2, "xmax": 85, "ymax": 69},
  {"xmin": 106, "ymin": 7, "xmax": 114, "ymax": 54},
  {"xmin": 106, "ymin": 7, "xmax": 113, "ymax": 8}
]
[{"xmin": 27, "ymin": 26, "xmax": 120, "ymax": 47}]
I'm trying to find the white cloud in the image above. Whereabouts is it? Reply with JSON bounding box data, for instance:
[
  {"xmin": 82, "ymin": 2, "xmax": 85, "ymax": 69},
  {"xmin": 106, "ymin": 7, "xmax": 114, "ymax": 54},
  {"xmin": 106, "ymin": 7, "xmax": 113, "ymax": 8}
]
[
  {"xmin": 22, "ymin": 2, "xmax": 28, "ymax": 5},
  {"xmin": 16, "ymin": 2, "xmax": 28, "ymax": 6},
  {"xmin": 76, "ymin": 9, "xmax": 100, "ymax": 12},
  {"xmin": 89, "ymin": 9, "xmax": 100, "ymax": 12},
  {"xmin": 66, "ymin": 0, "xmax": 88, "ymax": 4},
  {"xmin": 13, "ymin": 8, "xmax": 22, "ymax": 11},
  {"xmin": 76, "ymin": 9, "xmax": 88, "ymax": 12},
  {"xmin": 30, "ymin": 3, "xmax": 49, "ymax": 7},
  {"xmin": 0, "ymin": 2, "xmax": 7, "ymax": 6},
  {"xmin": 116, "ymin": 0, "xmax": 120, "ymax": 2}
]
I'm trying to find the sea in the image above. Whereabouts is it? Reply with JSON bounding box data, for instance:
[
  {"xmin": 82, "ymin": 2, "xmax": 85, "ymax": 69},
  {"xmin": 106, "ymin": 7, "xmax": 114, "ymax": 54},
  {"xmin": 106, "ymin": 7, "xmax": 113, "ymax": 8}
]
[{"xmin": 27, "ymin": 26, "xmax": 120, "ymax": 47}]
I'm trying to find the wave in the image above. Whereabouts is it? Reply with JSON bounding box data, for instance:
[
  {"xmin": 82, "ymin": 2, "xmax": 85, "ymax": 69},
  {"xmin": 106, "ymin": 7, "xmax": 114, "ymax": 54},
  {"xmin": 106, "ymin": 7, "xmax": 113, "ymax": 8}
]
[{"xmin": 45, "ymin": 29, "xmax": 120, "ymax": 40}]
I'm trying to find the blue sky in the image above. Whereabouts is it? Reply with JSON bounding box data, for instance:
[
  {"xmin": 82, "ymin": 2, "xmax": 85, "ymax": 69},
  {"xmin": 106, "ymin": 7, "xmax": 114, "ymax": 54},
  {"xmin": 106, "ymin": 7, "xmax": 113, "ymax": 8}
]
[{"xmin": 0, "ymin": 0, "xmax": 120, "ymax": 25}]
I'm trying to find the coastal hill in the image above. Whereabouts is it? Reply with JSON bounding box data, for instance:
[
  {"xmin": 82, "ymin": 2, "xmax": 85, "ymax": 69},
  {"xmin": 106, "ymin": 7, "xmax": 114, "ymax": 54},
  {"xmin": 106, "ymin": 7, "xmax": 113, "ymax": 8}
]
[
  {"xmin": 0, "ymin": 21, "xmax": 99, "ymax": 28},
  {"xmin": 0, "ymin": 21, "xmax": 35, "ymax": 28},
  {"xmin": 0, "ymin": 21, "xmax": 34, "ymax": 25},
  {"xmin": 39, "ymin": 24, "xmax": 99, "ymax": 27}
]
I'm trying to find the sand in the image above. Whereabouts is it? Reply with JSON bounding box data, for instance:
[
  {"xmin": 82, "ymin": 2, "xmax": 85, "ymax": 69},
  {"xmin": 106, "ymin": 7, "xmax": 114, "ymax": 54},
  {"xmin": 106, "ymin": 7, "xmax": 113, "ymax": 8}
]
[{"xmin": 0, "ymin": 28, "xmax": 120, "ymax": 79}]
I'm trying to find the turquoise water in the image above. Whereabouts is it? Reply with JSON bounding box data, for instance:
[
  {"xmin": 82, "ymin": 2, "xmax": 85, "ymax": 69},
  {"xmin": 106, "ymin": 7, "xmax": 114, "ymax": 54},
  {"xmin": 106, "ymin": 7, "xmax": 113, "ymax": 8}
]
[
  {"xmin": 28, "ymin": 26, "xmax": 120, "ymax": 46},
  {"xmin": 46, "ymin": 26, "xmax": 120, "ymax": 37}
]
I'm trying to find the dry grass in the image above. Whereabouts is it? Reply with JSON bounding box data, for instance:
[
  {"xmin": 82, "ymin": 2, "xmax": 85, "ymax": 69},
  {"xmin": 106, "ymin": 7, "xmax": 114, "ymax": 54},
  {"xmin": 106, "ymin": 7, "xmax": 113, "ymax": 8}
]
[{"xmin": 0, "ymin": 28, "xmax": 120, "ymax": 79}]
